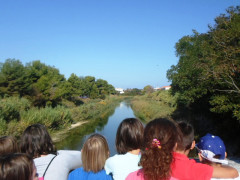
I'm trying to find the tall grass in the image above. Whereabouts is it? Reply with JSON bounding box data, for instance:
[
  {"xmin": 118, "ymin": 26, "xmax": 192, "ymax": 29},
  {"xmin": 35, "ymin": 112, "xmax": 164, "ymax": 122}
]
[
  {"xmin": 0, "ymin": 95, "xmax": 122, "ymax": 137},
  {"xmin": 131, "ymin": 91, "xmax": 177, "ymax": 122}
]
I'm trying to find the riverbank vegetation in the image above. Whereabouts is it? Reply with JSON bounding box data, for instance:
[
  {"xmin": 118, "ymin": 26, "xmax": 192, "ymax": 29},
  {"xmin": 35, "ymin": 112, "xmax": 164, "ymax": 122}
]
[
  {"xmin": 131, "ymin": 90, "xmax": 177, "ymax": 122},
  {"xmin": 0, "ymin": 95, "xmax": 122, "ymax": 137},
  {"xmin": 167, "ymin": 6, "xmax": 240, "ymax": 155},
  {"xmin": 0, "ymin": 59, "xmax": 121, "ymax": 136}
]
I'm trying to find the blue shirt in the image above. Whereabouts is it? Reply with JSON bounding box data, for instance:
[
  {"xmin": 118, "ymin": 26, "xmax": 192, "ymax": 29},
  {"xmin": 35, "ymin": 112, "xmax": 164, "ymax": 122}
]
[{"xmin": 68, "ymin": 167, "xmax": 113, "ymax": 180}]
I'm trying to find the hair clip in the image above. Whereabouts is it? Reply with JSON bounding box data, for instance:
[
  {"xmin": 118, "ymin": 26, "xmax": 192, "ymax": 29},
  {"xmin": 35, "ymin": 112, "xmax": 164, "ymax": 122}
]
[{"xmin": 152, "ymin": 138, "xmax": 161, "ymax": 149}]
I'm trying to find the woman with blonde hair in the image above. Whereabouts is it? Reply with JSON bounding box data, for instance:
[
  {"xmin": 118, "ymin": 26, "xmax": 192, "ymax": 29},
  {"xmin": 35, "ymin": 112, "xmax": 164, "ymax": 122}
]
[{"xmin": 68, "ymin": 133, "xmax": 112, "ymax": 180}]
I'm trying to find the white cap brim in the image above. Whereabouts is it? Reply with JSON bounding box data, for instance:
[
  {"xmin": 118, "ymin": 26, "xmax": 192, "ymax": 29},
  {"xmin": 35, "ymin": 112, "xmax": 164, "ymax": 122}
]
[{"xmin": 199, "ymin": 149, "xmax": 228, "ymax": 165}]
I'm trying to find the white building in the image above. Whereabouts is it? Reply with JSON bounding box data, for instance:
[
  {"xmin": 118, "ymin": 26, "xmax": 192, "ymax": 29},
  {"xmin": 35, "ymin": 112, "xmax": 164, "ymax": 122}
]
[{"xmin": 115, "ymin": 88, "xmax": 124, "ymax": 94}]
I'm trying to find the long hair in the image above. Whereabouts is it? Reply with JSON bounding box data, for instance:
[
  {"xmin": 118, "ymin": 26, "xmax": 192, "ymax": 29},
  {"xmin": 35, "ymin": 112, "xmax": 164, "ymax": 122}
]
[
  {"xmin": 140, "ymin": 118, "xmax": 178, "ymax": 180},
  {"xmin": 20, "ymin": 124, "xmax": 57, "ymax": 158},
  {"xmin": 116, "ymin": 118, "xmax": 144, "ymax": 154},
  {"xmin": 82, "ymin": 134, "xmax": 109, "ymax": 173},
  {"xmin": 0, "ymin": 153, "xmax": 35, "ymax": 180},
  {"xmin": 0, "ymin": 136, "xmax": 19, "ymax": 156}
]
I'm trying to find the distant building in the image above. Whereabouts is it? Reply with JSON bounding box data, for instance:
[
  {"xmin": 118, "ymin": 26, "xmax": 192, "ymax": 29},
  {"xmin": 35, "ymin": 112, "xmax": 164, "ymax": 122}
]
[
  {"xmin": 160, "ymin": 86, "xmax": 171, "ymax": 90},
  {"xmin": 115, "ymin": 88, "xmax": 124, "ymax": 94},
  {"xmin": 154, "ymin": 86, "xmax": 171, "ymax": 91}
]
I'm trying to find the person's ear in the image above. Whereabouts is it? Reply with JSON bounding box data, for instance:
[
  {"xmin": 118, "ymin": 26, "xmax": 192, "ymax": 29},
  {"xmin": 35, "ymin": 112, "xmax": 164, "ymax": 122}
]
[
  {"xmin": 190, "ymin": 140, "xmax": 195, "ymax": 150},
  {"xmin": 173, "ymin": 142, "xmax": 178, "ymax": 151},
  {"xmin": 198, "ymin": 153, "xmax": 203, "ymax": 162}
]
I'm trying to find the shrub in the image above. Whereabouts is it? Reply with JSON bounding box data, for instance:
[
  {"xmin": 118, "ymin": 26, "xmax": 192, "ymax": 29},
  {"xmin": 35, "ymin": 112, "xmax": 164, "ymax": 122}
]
[{"xmin": 0, "ymin": 97, "xmax": 31, "ymax": 122}]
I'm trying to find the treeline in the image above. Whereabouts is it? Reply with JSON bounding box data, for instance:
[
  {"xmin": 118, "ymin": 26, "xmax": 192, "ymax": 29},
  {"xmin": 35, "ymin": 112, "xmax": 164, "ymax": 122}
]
[
  {"xmin": 167, "ymin": 6, "xmax": 240, "ymax": 121},
  {"xmin": 0, "ymin": 58, "xmax": 119, "ymax": 136},
  {"xmin": 0, "ymin": 59, "xmax": 116, "ymax": 107},
  {"xmin": 167, "ymin": 6, "xmax": 240, "ymax": 154}
]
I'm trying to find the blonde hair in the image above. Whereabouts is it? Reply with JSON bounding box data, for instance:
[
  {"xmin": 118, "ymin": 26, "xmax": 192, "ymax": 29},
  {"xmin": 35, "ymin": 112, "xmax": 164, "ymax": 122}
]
[{"xmin": 82, "ymin": 134, "xmax": 109, "ymax": 173}]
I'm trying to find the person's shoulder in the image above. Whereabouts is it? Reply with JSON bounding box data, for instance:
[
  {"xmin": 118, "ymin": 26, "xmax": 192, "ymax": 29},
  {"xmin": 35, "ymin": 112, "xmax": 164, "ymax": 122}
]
[
  {"xmin": 57, "ymin": 150, "xmax": 81, "ymax": 156},
  {"xmin": 56, "ymin": 150, "xmax": 81, "ymax": 160},
  {"xmin": 69, "ymin": 167, "xmax": 84, "ymax": 176},
  {"xmin": 34, "ymin": 154, "xmax": 55, "ymax": 164},
  {"xmin": 106, "ymin": 154, "xmax": 122, "ymax": 162},
  {"xmin": 126, "ymin": 169, "xmax": 144, "ymax": 180}
]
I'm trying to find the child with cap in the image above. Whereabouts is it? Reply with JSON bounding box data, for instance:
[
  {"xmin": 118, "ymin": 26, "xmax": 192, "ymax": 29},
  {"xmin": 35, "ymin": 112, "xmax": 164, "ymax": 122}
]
[
  {"xmin": 196, "ymin": 133, "xmax": 240, "ymax": 180},
  {"xmin": 171, "ymin": 121, "xmax": 239, "ymax": 180}
]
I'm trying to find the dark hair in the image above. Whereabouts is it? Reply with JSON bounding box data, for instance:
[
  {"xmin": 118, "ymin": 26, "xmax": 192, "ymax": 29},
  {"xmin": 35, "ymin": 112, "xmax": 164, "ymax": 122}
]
[
  {"xmin": 176, "ymin": 121, "xmax": 194, "ymax": 151},
  {"xmin": 82, "ymin": 134, "xmax": 109, "ymax": 173},
  {"xmin": 0, "ymin": 153, "xmax": 35, "ymax": 180},
  {"xmin": 0, "ymin": 136, "xmax": 19, "ymax": 156},
  {"xmin": 140, "ymin": 118, "xmax": 178, "ymax": 180},
  {"xmin": 20, "ymin": 124, "xmax": 57, "ymax": 158},
  {"xmin": 116, "ymin": 118, "xmax": 144, "ymax": 154}
]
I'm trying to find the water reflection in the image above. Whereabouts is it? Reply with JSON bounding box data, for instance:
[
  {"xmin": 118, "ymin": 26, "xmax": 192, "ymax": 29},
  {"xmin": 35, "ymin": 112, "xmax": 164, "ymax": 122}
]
[{"xmin": 56, "ymin": 101, "xmax": 137, "ymax": 156}]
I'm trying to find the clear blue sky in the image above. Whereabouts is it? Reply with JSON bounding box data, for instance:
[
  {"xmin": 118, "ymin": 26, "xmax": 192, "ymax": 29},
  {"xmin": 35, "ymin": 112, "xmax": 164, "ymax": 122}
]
[{"xmin": 0, "ymin": 0, "xmax": 239, "ymax": 89}]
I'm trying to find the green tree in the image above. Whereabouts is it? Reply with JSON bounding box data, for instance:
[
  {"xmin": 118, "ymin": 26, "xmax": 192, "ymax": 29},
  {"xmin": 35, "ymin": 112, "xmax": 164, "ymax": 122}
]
[
  {"xmin": 167, "ymin": 6, "xmax": 240, "ymax": 120},
  {"xmin": 0, "ymin": 59, "xmax": 31, "ymax": 97},
  {"xmin": 143, "ymin": 85, "xmax": 154, "ymax": 94}
]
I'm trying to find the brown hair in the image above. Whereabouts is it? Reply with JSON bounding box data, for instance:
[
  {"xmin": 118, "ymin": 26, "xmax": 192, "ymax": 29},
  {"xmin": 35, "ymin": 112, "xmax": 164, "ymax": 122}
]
[
  {"xmin": 176, "ymin": 121, "xmax": 194, "ymax": 151},
  {"xmin": 0, "ymin": 136, "xmax": 19, "ymax": 156},
  {"xmin": 82, "ymin": 134, "xmax": 109, "ymax": 173},
  {"xmin": 0, "ymin": 153, "xmax": 35, "ymax": 180},
  {"xmin": 20, "ymin": 124, "xmax": 57, "ymax": 158},
  {"xmin": 140, "ymin": 118, "xmax": 178, "ymax": 180},
  {"xmin": 116, "ymin": 118, "xmax": 144, "ymax": 154}
]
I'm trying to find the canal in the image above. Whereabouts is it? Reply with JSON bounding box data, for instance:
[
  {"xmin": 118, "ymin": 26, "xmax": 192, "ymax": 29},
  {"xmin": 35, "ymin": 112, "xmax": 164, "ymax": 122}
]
[{"xmin": 56, "ymin": 101, "xmax": 137, "ymax": 156}]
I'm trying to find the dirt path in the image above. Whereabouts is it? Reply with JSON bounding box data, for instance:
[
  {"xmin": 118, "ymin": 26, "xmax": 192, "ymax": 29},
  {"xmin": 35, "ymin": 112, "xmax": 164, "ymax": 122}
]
[{"xmin": 52, "ymin": 121, "xmax": 88, "ymax": 143}]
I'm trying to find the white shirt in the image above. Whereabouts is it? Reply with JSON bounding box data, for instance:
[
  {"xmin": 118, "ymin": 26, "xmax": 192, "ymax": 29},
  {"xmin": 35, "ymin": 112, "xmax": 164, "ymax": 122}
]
[
  {"xmin": 34, "ymin": 150, "xmax": 82, "ymax": 180},
  {"xmin": 104, "ymin": 152, "xmax": 141, "ymax": 180}
]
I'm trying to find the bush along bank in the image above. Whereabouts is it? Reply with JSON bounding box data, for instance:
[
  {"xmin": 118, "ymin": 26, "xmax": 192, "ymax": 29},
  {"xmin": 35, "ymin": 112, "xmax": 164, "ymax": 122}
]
[
  {"xmin": 0, "ymin": 95, "xmax": 122, "ymax": 137},
  {"xmin": 130, "ymin": 90, "xmax": 177, "ymax": 123}
]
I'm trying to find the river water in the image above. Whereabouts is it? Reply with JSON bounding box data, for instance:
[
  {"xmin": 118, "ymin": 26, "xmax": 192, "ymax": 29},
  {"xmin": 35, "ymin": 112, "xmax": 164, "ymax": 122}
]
[
  {"xmin": 56, "ymin": 101, "xmax": 240, "ymax": 173},
  {"xmin": 56, "ymin": 101, "xmax": 137, "ymax": 156}
]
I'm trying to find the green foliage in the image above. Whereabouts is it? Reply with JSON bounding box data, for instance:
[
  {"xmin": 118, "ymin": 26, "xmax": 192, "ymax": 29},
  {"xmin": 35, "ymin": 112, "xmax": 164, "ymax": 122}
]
[
  {"xmin": 0, "ymin": 97, "xmax": 31, "ymax": 122},
  {"xmin": 124, "ymin": 88, "xmax": 143, "ymax": 96},
  {"xmin": 143, "ymin": 85, "xmax": 154, "ymax": 94},
  {"xmin": 149, "ymin": 90, "xmax": 177, "ymax": 107},
  {"xmin": 131, "ymin": 91, "xmax": 176, "ymax": 122},
  {"xmin": 0, "ymin": 59, "xmax": 32, "ymax": 97},
  {"xmin": 167, "ymin": 6, "xmax": 240, "ymax": 121},
  {"xmin": 0, "ymin": 58, "xmax": 117, "ymax": 136},
  {"xmin": 20, "ymin": 106, "xmax": 73, "ymax": 129},
  {"xmin": 210, "ymin": 95, "xmax": 234, "ymax": 113},
  {"xmin": 0, "ymin": 59, "xmax": 116, "ymax": 107}
]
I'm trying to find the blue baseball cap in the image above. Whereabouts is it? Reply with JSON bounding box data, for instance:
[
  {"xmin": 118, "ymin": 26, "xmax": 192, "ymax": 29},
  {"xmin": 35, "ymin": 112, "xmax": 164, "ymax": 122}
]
[{"xmin": 196, "ymin": 133, "xmax": 228, "ymax": 164}]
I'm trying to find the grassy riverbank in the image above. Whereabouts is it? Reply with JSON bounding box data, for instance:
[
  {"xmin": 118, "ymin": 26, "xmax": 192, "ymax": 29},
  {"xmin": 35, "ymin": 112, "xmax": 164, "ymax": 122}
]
[
  {"xmin": 0, "ymin": 95, "xmax": 123, "ymax": 137},
  {"xmin": 130, "ymin": 91, "xmax": 177, "ymax": 122}
]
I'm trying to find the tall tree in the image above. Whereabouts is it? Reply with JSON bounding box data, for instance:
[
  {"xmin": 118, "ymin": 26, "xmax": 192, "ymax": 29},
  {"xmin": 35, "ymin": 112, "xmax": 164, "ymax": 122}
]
[{"xmin": 167, "ymin": 6, "xmax": 240, "ymax": 120}]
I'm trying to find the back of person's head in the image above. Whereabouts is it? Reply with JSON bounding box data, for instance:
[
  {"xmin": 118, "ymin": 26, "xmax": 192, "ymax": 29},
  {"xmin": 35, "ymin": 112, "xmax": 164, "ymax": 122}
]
[
  {"xmin": 0, "ymin": 153, "xmax": 38, "ymax": 180},
  {"xmin": 0, "ymin": 136, "xmax": 19, "ymax": 156},
  {"xmin": 176, "ymin": 121, "xmax": 194, "ymax": 151},
  {"xmin": 140, "ymin": 118, "xmax": 178, "ymax": 180},
  {"xmin": 82, "ymin": 134, "xmax": 109, "ymax": 173},
  {"xmin": 20, "ymin": 124, "xmax": 56, "ymax": 158},
  {"xmin": 116, "ymin": 118, "xmax": 144, "ymax": 154},
  {"xmin": 196, "ymin": 133, "xmax": 228, "ymax": 165}
]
